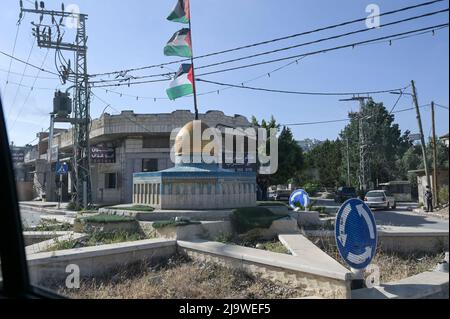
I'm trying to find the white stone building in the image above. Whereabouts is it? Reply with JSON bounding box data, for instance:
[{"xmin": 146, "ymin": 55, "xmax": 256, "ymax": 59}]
[{"xmin": 21, "ymin": 110, "xmax": 253, "ymax": 205}]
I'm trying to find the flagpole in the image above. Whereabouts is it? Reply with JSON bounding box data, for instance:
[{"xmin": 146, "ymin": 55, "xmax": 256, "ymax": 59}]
[{"xmin": 188, "ymin": 11, "xmax": 199, "ymax": 120}]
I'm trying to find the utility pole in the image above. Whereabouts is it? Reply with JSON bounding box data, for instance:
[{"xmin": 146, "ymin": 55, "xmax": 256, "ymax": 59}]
[
  {"xmin": 411, "ymin": 80, "xmax": 431, "ymax": 191},
  {"xmin": 340, "ymin": 96, "xmax": 371, "ymax": 192},
  {"xmin": 20, "ymin": 2, "xmax": 91, "ymax": 209},
  {"xmin": 431, "ymin": 101, "xmax": 438, "ymax": 207},
  {"xmin": 346, "ymin": 138, "xmax": 351, "ymax": 186}
]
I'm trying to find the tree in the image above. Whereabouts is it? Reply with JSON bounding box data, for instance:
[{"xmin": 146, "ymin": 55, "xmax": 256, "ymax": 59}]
[
  {"xmin": 339, "ymin": 99, "xmax": 409, "ymax": 189},
  {"xmin": 251, "ymin": 116, "xmax": 304, "ymax": 199},
  {"xmin": 270, "ymin": 126, "xmax": 304, "ymax": 185},
  {"xmin": 303, "ymin": 139, "xmax": 344, "ymax": 187}
]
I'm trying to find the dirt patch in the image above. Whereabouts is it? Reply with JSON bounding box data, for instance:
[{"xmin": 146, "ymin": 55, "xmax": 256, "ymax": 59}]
[
  {"xmin": 312, "ymin": 235, "xmax": 445, "ymax": 283},
  {"xmin": 58, "ymin": 255, "xmax": 310, "ymax": 299}
]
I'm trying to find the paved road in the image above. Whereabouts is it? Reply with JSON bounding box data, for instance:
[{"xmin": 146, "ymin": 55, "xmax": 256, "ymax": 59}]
[
  {"xmin": 372, "ymin": 208, "xmax": 448, "ymax": 231},
  {"xmin": 312, "ymin": 198, "xmax": 448, "ymax": 231}
]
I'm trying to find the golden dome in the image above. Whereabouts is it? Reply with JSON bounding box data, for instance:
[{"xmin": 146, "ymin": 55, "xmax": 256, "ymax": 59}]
[{"xmin": 174, "ymin": 120, "xmax": 216, "ymax": 156}]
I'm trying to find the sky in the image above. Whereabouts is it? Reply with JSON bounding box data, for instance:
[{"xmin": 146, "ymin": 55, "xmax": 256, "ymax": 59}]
[{"xmin": 0, "ymin": 0, "xmax": 448, "ymax": 146}]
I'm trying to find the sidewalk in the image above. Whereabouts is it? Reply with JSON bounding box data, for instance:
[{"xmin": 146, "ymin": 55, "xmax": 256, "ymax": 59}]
[
  {"xmin": 412, "ymin": 206, "xmax": 449, "ymax": 220},
  {"xmin": 19, "ymin": 201, "xmax": 74, "ymax": 216}
]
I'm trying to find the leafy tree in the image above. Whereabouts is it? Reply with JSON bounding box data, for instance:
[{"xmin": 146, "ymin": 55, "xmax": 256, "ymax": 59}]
[
  {"xmin": 303, "ymin": 139, "xmax": 344, "ymax": 187},
  {"xmin": 270, "ymin": 126, "xmax": 304, "ymax": 185},
  {"xmin": 251, "ymin": 116, "xmax": 303, "ymax": 199},
  {"xmin": 339, "ymin": 99, "xmax": 410, "ymax": 189}
]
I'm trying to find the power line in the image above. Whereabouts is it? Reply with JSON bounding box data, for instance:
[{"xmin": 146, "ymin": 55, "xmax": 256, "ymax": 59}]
[
  {"xmin": 2, "ymin": 24, "xmax": 21, "ymax": 95},
  {"xmin": 7, "ymin": 40, "xmax": 36, "ymax": 118},
  {"xmin": 435, "ymin": 103, "xmax": 449, "ymax": 110},
  {"xmin": 90, "ymin": 23, "xmax": 448, "ymax": 88},
  {"xmin": 0, "ymin": 79, "xmax": 56, "ymax": 91},
  {"xmin": 10, "ymin": 49, "xmax": 51, "ymax": 130},
  {"xmin": 196, "ymin": 8, "xmax": 449, "ymax": 71},
  {"xmin": 88, "ymin": 0, "xmax": 446, "ymax": 78},
  {"xmin": 0, "ymin": 49, "xmax": 61, "ymax": 77},
  {"xmin": 94, "ymin": 57, "xmax": 307, "ymax": 101},
  {"xmin": 89, "ymin": 8, "xmax": 449, "ymax": 86},
  {"xmin": 0, "ymin": 67, "xmax": 59, "ymax": 80},
  {"xmin": 284, "ymin": 104, "xmax": 430, "ymax": 126},
  {"xmin": 196, "ymin": 23, "xmax": 449, "ymax": 77},
  {"xmin": 196, "ymin": 78, "xmax": 409, "ymax": 96}
]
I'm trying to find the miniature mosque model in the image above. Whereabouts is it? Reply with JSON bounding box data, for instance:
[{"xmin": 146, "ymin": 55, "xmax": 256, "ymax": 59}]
[{"xmin": 132, "ymin": 120, "xmax": 257, "ymax": 210}]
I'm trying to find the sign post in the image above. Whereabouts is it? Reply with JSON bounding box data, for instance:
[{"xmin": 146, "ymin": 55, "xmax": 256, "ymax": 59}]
[
  {"xmin": 335, "ymin": 198, "xmax": 377, "ymax": 289},
  {"xmin": 56, "ymin": 162, "xmax": 69, "ymax": 209},
  {"xmin": 289, "ymin": 189, "xmax": 311, "ymax": 210}
]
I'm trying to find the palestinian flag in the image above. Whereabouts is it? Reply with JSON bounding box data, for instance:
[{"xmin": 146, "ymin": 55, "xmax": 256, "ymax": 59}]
[
  {"xmin": 167, "ymin": 0, "xmax": 190, "ymax": 24},
  {"xmin": 164, "ymin": 28, "xmax": 192, "ymax": 58},
  {"xmin": 166, "ymin": 64, "xmax": 194, "ymax": 100}
]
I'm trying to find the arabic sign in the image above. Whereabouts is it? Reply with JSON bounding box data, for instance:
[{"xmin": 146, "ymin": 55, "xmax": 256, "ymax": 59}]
[
  {"xmin": 408, "ymin": 133, "xmax": 422, "ymax": 141},
  {"xmin": 335, "ymin": 198, "xmax": 377, "ymax": 269},
  {"xmin": 91, "ymin": 145, "xmax": 115, "ymax": 163},
  {"xmin": 11, "ymin": 149, "xmax": 25, "ymax": 163},
  {"xmin": 289, "ymin": 189, "xmax": 310, "ymax": 209}
]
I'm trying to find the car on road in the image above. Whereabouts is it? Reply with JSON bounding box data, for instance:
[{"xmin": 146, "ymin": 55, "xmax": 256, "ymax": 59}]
[
  {"xmin": 273, "ymin": 189, "xmax": 291, "ymax": 201},
  {"xmin": 334, "ymin": 186, "xmax": 357, "ymax": 203},
  {"xmin": 364, "ymin": 190, "xmax": 396, "ymax": 210}
]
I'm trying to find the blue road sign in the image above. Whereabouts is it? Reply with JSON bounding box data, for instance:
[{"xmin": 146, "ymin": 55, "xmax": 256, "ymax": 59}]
[
  {"xmin": 56, "ymin": 162, "xmax": 69, "ymax": 175},
  {"xmin": 289, "ymin": 189, "xmax": 310, "ymax": 209},
  {"xmin": 335, "ymin": 198, "xmax": 377, "ymax": 269}
]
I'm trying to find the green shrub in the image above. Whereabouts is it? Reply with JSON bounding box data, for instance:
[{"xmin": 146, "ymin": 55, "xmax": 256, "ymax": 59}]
[
  {"xmin": 86, "ymin": 230, "xmax": 145, "ymax": 246},
  {"xmin": 66, "ymin": 201, "xmax": 78, "ymax": 211},
  {"xmin": 106, "ymin": 205, "xmax": 154, "ymax": 212},
  {"xmin": 152, "ymin": 219, "xmax": 200, "ymax": 229},
  {"xmin": 80, "ymin": 214, "xmax": 135, "ymax": 224},
  {"xmin": 256, "ymin": 201, "xmax": 289, "ymax": 207},
  {"xmin": 438, "ymin": 185, "xmax": 449, "ymax": 205},
  {"xmin": 230, "ymin": 207, "xmax": 287, "ymax": 234},
  {"xmin": 303, "ymin": 182, "xmax": 319, "ymax": 196}
]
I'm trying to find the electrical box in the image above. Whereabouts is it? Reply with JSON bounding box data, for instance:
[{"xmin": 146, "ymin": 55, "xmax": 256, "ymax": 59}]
[{"xmin": 53, "ymin": 90, "xmax": 72, "ymax": 118}]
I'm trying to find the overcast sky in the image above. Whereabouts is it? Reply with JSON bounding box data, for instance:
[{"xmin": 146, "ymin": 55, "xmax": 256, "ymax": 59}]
[{"xmin": 1, "ymin": 0, "xmax": 448, "ymax": 146}]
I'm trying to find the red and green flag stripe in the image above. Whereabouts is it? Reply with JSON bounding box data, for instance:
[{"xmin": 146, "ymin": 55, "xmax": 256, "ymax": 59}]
[
  {"xmin": 166, "ymin": 64, "xmax": 194, "ymax": 100},
  {"xmin": 167, "ymin": 0, "xmax": 190, "ymax": 24},
  {"xmin": 164, "ymin": 28, "xmax": 192, "ymax": 58}
]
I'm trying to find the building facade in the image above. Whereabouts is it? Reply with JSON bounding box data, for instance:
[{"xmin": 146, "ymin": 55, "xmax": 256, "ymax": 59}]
[{"xmin": 21, "ymin": 110, "xmax": 253, "ymax": 205}]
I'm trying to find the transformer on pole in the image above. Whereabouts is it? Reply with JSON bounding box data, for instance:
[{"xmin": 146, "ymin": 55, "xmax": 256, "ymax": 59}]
[{"xmin": 20, "ymin": 1, "xmax": 91, "ymax": 209}]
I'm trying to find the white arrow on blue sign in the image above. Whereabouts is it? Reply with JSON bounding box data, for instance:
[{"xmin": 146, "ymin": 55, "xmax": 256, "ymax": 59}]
[
  {"xmin": 56, "ymin": 162, "xmax": 69, "ymax": 175},
  {"xmin": 289, "ymin": 189, "xmax": 310, "ymax": 209},
  {"xmin": 335, "ymin": 198, "xmax": 377, "ymax": 269}
]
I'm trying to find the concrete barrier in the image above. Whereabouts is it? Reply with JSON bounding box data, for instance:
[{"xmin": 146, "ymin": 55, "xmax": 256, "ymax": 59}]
[
  {"xmin": 27, "ymin": 238, "xmax": 177, "ymax": 287},
  {"xmin": 26, "ymin": 232, "xmax": 87, "ymax": 255},
  {"xmin": 177, "ymin": 240, "xmax": 352, "ymax": 299},
  {"xmin": 352, "ymin": 271, "xmax": 449, "ymax": 299},
  {"xmin": 100, "ymin": 207, "xmax": 234, "ymax": 221},
  {"xmin": 305, "ymin": 226, "xmax": 449, "ymax": 254},
  {"xmin": 139, "ymin": 221, "xmax": 233, "ymax": 240},
  {"xmin": 23, "ymin": 231, "xmax": 73, "ymax": 246}
]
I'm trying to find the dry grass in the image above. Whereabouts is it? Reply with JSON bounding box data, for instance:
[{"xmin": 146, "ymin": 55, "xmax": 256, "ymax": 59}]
[
  {"xmin": 59, "ymin": 255, "xmax": 309, "ymax": 299},
  {"xmin": 312, "ymin": 235, "xmax": 445, "ymax": 283}
]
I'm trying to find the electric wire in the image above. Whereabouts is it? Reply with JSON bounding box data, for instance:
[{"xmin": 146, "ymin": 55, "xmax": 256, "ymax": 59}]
[{"xmin": 88, "ymin": 0, "xmax": 447, "ymax": 78}]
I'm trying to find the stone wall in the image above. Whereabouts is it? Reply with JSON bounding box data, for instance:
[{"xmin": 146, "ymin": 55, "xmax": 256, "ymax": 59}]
[
  {"xmin": 177, "ymin": 240, "xmax": 351, "ymax": 299},
  {"xmin": 27, "ymin": 239, "xmax": 177, "ymax": 287}
]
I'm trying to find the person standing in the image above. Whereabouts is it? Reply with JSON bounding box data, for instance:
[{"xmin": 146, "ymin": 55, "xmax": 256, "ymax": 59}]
[{"xmin": 424, "ymin": 185, "xmax": 433, "ymax": 212}]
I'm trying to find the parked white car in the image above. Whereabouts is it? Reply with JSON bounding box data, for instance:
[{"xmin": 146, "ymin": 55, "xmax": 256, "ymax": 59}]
[{"xmin": 364, "ymin": 190, "xmax": 396, "ymax": 210}]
